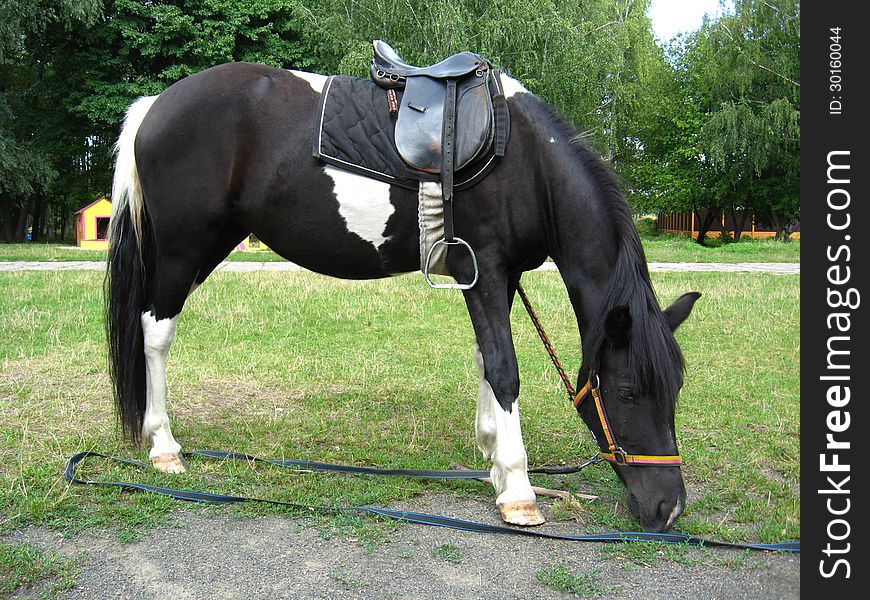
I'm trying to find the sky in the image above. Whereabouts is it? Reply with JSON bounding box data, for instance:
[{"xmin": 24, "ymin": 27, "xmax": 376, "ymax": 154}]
[{"xmin": 647, "ymin": 0, "xmax": 734, "ymax": 43}]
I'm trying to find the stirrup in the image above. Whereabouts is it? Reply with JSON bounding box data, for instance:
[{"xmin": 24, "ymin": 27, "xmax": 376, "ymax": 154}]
[{"xmin": 423, "ymin": 237, "xmax": 479, "ymax": 290}]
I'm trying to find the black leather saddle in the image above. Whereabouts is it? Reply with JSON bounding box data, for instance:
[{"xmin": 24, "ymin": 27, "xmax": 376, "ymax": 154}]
[
  {"xmin": 371, "ymin": 40, "xmax": 485, "ymax": 79},
  {"xmin": 368, "ymin": 41, "xmax": 510, "ymax": 289},
  {"xmin": 370, "ymin": 40, "xmax": 505, "ymax": 180}
]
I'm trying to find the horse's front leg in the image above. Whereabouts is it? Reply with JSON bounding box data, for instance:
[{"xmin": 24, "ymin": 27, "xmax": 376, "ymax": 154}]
[{"xmin": 464, "ymin": 274, "xmax": 544, "ymax": 526}]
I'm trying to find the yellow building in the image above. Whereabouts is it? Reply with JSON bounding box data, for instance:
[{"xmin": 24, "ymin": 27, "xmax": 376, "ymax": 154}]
[
  {"xmin": 236, "ymin": 234, "xmax": 271, "ymax": 252},
  {"xmin": 75, "ymin": 197, "xmax": 112, "ymax": 249}
]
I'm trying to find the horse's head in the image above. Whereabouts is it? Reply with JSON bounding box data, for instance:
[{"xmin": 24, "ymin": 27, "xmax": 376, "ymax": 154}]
[{"xmin": 577, "ymin": 291, "xmax": 701, "ymax": 532}]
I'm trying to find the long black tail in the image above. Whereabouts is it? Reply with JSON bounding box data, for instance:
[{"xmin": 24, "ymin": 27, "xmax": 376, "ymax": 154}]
[
  {"xmin": 105, "ymin": 95, "xmax": 158, "ymax": 444},
  {"xmin": 105, "ymin": 210, "xmax": 151, "ymax": 443}
]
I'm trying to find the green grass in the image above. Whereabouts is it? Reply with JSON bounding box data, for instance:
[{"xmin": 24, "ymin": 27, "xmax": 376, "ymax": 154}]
[
  {"xmin": 641, "ymin": 235, "xmax": 800, "ymax": 263},
  {"xmin": 0, "ymin": 243, "xmax": 285, "ymax": 263},
  {"xmin": 431, "ymin": 543, "xmax": 463, "ymax": 564},
  {"xmin": 0, "ymin": 541, "xmax": 78, "ymax": 598},
  {"xmin": 634, "ymin": 218, "xmax": 800, "ymax": 262},
  {"xmin": 1, "ymin": 232, "xmax": 800, "ymax": 264},
  {"xmin": 0, "ymin": 270, "xmax": 799, "ymax": 553},
  {"xmin": 536, "ymin": 561, "xmax": 603, "ymax": 597}
]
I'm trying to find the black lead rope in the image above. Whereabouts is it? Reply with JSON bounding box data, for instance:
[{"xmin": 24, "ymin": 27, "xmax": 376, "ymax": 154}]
[
  {"xmin": 184, "ymin": 449, "xmax": 599, "ymax": 477},
  {"xmin": 63, "ymin": 451, "xmax": 799, "ymax": 553}
]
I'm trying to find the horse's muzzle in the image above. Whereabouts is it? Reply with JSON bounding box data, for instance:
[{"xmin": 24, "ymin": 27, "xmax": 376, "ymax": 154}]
[{"xmin": 621, "ymin": 465, "xmax": 687, "ymax": 532}]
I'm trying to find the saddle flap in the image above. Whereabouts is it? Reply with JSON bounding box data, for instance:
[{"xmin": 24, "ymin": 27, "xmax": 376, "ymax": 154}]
[
  {"xmin": 395, "ymin": 77, "xmax": 446, "ymax": 172},
  {"xmin": 394, "ymin": 76, "xmax": 494, "ymax": 174},
  {"xmin": 455, "ymin": 81, "xmax": 494, "ymax": 169}
]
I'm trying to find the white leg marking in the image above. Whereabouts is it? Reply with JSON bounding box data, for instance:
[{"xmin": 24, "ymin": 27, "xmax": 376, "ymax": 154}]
[
  {"xmin": 490, "ymin": 402, "xmax": 537, "ymax": 506},
  {"xmin": 499, "ymin": 73, "xmax": 530, "ymax": 98},
  {"xmin": 474, "ymin": 346, "xmax": 497, "ymax": 459},
  {"xmin": 474, "ymin": 349, "xmax": 536, "ymax": 506},
  {"xmin": 323, "ymin": 165, "xmax": 394, "ymax": 250},
  {"xmin": 141, "ymin": 312, "xmax": 183, "ymax": 467},
  {"xmin": 289, "ymin": 70, "xmax": 327, "ymax": 93}
]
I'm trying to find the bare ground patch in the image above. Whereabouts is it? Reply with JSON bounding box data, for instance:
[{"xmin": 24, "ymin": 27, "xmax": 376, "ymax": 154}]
[{"xmin": 5, "ymin": 494, "xmax": 799, "ymax": 599}]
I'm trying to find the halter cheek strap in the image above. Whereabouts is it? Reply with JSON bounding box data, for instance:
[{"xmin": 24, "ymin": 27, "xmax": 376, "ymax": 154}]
[{"xmin": 573, "ymin": 376, "xmax": 682, "ymax": 467}]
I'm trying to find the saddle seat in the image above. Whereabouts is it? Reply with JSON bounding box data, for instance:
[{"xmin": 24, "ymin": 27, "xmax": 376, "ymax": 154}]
[
  {"xmin": 371, "ymin": 40, "xmax": 486, "ymax": 79},
  {"xmin": 369, "ymin": 40, "xmax": 496, "ymax": 174}
]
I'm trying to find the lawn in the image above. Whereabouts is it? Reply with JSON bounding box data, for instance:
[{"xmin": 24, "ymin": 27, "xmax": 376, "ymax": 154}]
[
  {"xmin": 0, "ymin": 268, "xmax": 799, "ymax": 554},
  {"xmin": 642, "ymin": 236, "xmax": 800, "ymax": 263},
  {"xmin": 0, "ymin": 243, "xmax": 286, "ymax": 263}
]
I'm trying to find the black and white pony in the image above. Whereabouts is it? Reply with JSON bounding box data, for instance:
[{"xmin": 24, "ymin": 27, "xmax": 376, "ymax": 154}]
[{"xmin": 106, "ymin": 62, "xmax": 700, "ymax": 532}]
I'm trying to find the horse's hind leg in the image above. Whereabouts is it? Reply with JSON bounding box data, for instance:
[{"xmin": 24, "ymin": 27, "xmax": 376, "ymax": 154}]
[
  {"xmin": 141, "ymin": 260, "xmax": 196, "ymax": 473},
  {"xmin": 465, "ymin": 273, "xmax": 544, "ymax": 526},
  {"xmin": 140, "ymin": 222, "xmax": 248, "ymax": 473},
  {"xmin": 141, "ymin": 311, "xmax": 186, "ymax": 473}
]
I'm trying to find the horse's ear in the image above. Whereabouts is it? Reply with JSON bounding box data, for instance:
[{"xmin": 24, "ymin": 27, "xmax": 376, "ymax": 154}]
[
  {"xmin": 663, "ymin": 292, "xmax": 702, "ymax": 332},
  {"xmin": 605, "ymin": 305, "xmax": 632, "ymax": 348}
]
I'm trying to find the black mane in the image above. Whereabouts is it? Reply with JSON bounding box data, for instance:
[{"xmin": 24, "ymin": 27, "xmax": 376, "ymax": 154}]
[{"xmin": 526, "ymin": 98, "xmax": 685, "ymax": 415}]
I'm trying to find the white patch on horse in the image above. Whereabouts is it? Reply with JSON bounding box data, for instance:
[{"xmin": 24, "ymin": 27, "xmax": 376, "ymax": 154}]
[
  {"xmin": 549, "ymin": 137, "xmax": 556, "ymax": 144},
  {"xmin": 324, "ymin": 166, "xmax": 394, "ymax": 250},
  {"xmin": 499, "ymin": 73, "xmax": 530, "ymax": 98},
  {"xmin": 111, "ymin": 95, "xmax": 158, "ymax": 246},
  {"xmin": 289, "ymin": 70, "xmax": 327, "ymax": 93},
  {"xmin": 474, "ymin": 345, "xmax": 497, "ymax": 458},
  {"xmin": 140, "ymin": 312, "xmax": 183, "ymax": 465},
  {"xmin": 474, "ymin": 347, "xmax": 536, "ymax": 506}
]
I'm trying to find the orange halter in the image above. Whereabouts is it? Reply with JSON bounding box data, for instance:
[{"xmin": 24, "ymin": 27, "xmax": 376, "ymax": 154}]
[{"xmin": 573, "ymin": 374, "xmax": 682, "ymax": 467}]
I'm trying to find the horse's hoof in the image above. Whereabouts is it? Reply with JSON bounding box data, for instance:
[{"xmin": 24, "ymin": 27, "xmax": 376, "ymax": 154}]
[
  {"xmin": 151, "ymin": 453, "xmax": 188, "ymax": 474},
  {"xmin": 498, "ymin": 501, "xmax": 545, "ymax": 526}
]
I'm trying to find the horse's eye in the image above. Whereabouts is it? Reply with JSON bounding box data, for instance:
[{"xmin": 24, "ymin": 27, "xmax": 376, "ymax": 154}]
[{"xmin": 617, "ymin": 388, "xmax": 635, "ymax": 402}]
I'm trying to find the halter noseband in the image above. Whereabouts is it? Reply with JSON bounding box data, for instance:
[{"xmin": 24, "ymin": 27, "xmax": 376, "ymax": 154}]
[{"xmin": 573, "ymin": 374, "xmax": 682, "ymax": 467}]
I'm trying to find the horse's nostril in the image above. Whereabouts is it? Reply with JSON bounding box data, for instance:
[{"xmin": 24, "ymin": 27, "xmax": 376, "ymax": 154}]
[
  {"xmin": 658, "ymin": 497, "xmax": 683, "ymax": 531},
  {"xmin": 657, "ymin": 500, "xmax": 670, "ymax": 521}
]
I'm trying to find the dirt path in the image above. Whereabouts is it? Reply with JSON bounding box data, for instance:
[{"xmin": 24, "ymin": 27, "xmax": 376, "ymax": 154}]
[{"xmin": 8, "ymin": 494, "xmax": 798, "ymax": 599}]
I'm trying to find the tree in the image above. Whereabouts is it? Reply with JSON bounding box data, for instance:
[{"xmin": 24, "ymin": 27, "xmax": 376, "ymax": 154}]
[
  {"xmin": 698, "ymin": 0, "xmax": 800, "ymax": 239},
  {"xmin": 1, "ymin": 0, "xmax": 313, "ymax": 242},
  {"xmin": 0, "ymin": 0, "xmax": 102, "ymax": 241},
  {"xmin": 628, "ymin": 0, "xmax": 799, "ymax": 243}
]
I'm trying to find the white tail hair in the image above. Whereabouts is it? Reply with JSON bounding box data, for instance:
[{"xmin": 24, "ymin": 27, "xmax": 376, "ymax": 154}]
[{"xmin": 110, "ymin": 95, "xmax": 159, "ymax": 246}]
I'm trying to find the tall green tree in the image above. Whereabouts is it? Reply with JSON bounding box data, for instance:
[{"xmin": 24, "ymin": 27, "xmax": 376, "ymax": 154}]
[
  {"xmin": 625, "ymin": 38, "xmax": 722, "ymax": 243},
  {"xmin": 0, "ymin": 0, "xmax": 102, "ymax": 241},
  {"xmin": 632, "ymin": 0, "xmax": 799, "ymax": 243},
  {"xmin": 1, "ymin": 0, "xmax": 313, "ymax": 241},
  {"xmin": 698, "ymin": 0, "xmax": 799, "ymax": 239}
]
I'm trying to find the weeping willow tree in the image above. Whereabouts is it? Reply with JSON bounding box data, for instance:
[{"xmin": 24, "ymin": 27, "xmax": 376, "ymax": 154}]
[
  {"xmin": 626, "ymin": 0, "xmax": 799, "ymax": 243},
  {"xmin": 697, "ymin": 0, "xmax": 800, "ymax": 240},
  {"xmin": 296, "ymin": 0, "xmax": 662, "ymax": 168}
]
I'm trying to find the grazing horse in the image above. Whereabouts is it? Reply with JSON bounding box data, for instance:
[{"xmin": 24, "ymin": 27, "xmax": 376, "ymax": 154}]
[{"xmin": 106, "ymin": 61, "xmax": 700, "ymax": 533}]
